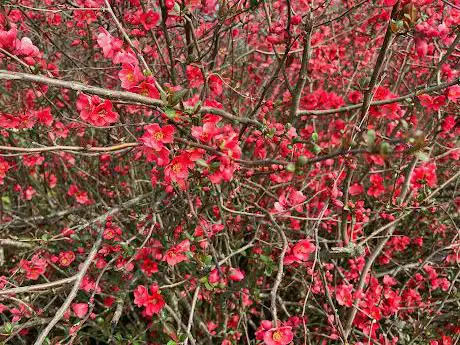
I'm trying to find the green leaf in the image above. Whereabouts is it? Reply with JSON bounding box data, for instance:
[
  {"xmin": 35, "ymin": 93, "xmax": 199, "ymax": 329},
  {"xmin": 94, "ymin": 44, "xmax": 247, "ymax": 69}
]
[
  {"xmin": 415, "ymin": 151, "xmax": 429, "ymax": 161},
  {"xmin": 1, "ymin": 195, "xmax": 10, "ymax": 208},
  {"xmin": 311, "ymin": 132, "xmax": 319, "ymax": 142},
  {"xmin": 286, "ymin": 163, "xmax": 296, "ymax": 173},
  {"xmin": 164, "ymin": 108, "xmax": 177, "ymax": 119},
  {"xmin": 313, "ymin": 144, "xmax": 321, "ymax": 154},
  {"xmin": 170, "ymin": 89, "xmax": 188, "ymax": 106},
  {"xmin": 3, "ymin": 323, "xmax": 13, "ymax": 334}
]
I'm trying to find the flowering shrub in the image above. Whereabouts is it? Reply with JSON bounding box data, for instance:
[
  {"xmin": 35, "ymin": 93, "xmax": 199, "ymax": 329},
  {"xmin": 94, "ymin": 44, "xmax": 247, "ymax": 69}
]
[{"xmin": 0, "ymin": 0, "xmax": 459, "ymax": 345}]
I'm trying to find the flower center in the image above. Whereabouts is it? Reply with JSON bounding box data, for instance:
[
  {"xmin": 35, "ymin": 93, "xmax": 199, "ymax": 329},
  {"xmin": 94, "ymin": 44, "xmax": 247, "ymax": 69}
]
[
  {"xmin": 126, "ymin": 72, "xmax": 135, "ymax": 82},
  {"xmin": 272, "ymin": 331, "xmax": 282, "ymax": 341},
  {"xmin": 154, "ymin": 131, "xmax": 164, "ymax": 140},
  {"xmin": 172, "ymin": 163, "xmax": 182, "ymax": 173}
]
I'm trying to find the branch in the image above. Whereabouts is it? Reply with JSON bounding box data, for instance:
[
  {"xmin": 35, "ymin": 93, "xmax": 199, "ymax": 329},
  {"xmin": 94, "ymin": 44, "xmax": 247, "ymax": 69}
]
[
  {"xmin": 0, "ymin": 276, "xmax": 77, "ymax": 296},
  {"xmin": 297, "ymin": 77, "xmax": 460, "ymax": 115},
  {"xmin": 0, "ymin": 239, "xmax": 34, "ymax": 249},
  {"xmin": 0, "ymin": 142, "xmax": 139, "ymax": 154},
  {"xmin": 33, "ymin": 193, "xmax": 152, "ymax": 345},
  {"xmin": 289, "ymin": 18, "xmax": 313, "ymax": 122},
  {"xmin": 0, "ymin": 70, "xmax": 262, "ymax": 127}
]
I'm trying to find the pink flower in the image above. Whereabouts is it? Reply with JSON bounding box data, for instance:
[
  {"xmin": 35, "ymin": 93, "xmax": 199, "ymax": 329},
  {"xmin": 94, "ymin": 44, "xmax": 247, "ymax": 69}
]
[
  {"xmin": 263, "ymin": 326, "xmax": 294, "ymax": 345},
  {"xmin": 274, "ymin": 189, "xmax": 307, "ymax": 213},
  {"xmin": 131, "ymin": 76, "xmax": 160, "ymax": 98},
  {"xmin": 208, "ymin": 74, "xmax": 223, "ymax": 96},
  {"xmin": 133, "ymin": 284, "xmax": 165, "ymax": 316},
  {"xmin": 15, "ymin": 37, "xmax": 39, "ymax": 57},
  {"xmin": 113, "ymin": 50, "xmax": 139, "ymax": 65},
  {"xmin": 418, "ymin": 94, "xmax": 446, "ymax": 111},
  {"xmin": 140, "ymin": 124, "xmax": 175, "ymax": 151},
  {"xmin": 446, "ymin": 85, "xmax": 460, "ymax": 102},
  {"xmin": 186, "ymin": 65, "xmax": 204, "ymax": 88},
  {"xmin": 76, "ymin": 94, "xmax": 119, "ymax": 127},
  {"xmin": 59, "ymin": 251, "xmax": 76, "ymax": 267},
  {"xmin": 19, "ymin": 255, "xmax": 48, "ymax": 280},
  {"xmin": 165, "ymin": 153, "xmax": 196, "ymax": 189},
  {"xmin": 0, "ymin": 27, "xmax": 17, "ymax": 50},
  {"xmin": 229, "ymin": 268, "xmax": 245, "ymax": 281},
  {"xmin": 72, "ymin": 303, "xmax": 88, "ymax": 319},
  {"xmin": 119, "ymin": 63, "xmax": 144, "ymax": 89},
  {"xmin": 35, "ymin": 107, "xmax": 54, "ymax": 126},
  {"xmin": 140, "ymin": 10, "xmax": 160, "ymax": 30},
  {"xmin": 0, "ymin": 158, "xmax": 10, "ymax": 185},
  {"xmin": 335, "ymin": 284, "xmax": 354, "ymax": 307},
  {"xmin": 97, "ymin": 27, "xmax": 123, "ymax": 59},
  {"xmin": 163, "ymin": 239, "xmax": 190, "ymax": 266},
  {"xmin": 415, "ymin": 37, "xmax": 428, "ymax": 57},
  {"xmin": 292, "ymin": 240, "xmax": 315, "ymax": 261},
  {"xmin": 68, "ymin": 184, "xmax": 91, "ymax": 205}
]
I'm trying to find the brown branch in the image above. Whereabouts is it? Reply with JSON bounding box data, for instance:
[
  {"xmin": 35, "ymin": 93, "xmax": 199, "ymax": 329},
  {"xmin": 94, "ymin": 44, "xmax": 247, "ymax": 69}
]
[
  {"xmin": 0, "ymin": 70, "xmax": 262, "ymax": 127},
  {"xmin": 289, "ymin": 18, "xmax": 313, "ymax": 123},
  {"xmin": 0, "ymin": 239, "xmax": 34, "ymax": 249},
  {"xmin": 0, "ymin": 142, "xmax": 140, "ymax": 154},
  {"xmin": 0, "ymin": 276, "xmax": 77, "ymax": 296},
  {"xmin": 297, "ymin": 77, "xmax": 460, "ymax": 115},
  {"xmin": 32, "ymin": 193, "xmax": 152, "ymax": 345}
]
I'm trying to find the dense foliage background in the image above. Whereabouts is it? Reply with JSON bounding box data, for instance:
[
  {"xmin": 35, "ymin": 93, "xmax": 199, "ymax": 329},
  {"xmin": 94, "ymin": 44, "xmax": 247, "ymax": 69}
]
[{"xmin": 0, "ymin": 0, "xmax": 459, "ymax": 344}]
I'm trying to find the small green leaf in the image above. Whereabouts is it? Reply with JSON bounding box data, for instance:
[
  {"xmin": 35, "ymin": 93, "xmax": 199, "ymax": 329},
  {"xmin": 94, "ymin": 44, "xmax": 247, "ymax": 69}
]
[
  {"xmin": 286, "ymin": 163, "xmax": 296, "ymax": 172},
  {"xmin": 415, "ymin": 151, "xmax": 429, "ymax": 161},
  {"xmin": 3, "ymin": 323, "xmax": 13, "ymax": 334},
  {"xmin": 170, "ymin": 89, "xmax": 188, "ymax": 106},
  {"xmin": 313, "ymin": 144, "xmax": 321, "ymax": 154},
  {"xmin": 311, "ymin": 132, "xmax": 319, "ymax": 142},
  {"xmin": 195, "ymin": 159, "xmax": 209, "ymax": 168},
  {"xmin": 164, "ymin": 108, "xmax": 176, "ymax": 119}
]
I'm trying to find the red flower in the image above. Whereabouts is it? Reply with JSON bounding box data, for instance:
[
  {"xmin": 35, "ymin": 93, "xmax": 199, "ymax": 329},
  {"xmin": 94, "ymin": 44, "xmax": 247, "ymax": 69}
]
[
  {"xmin": 140, "ymin": 10, "xmax": 160, "ymax": 30},
  {"xmin": 68, "ymin": 184, "xmax": 91, "ymax": 205},
  {"xmin": 228, "ymin": 268, "xmax": 245, "ymax": 281},
  {"xmin": 263, "ymin": 326, "xmax": 294, "ymax": 345},
  {"xmin": 59, "ymin": 251, "xmax": 76, "ymax": 267},
  {"xmin": 292, "ymin": 240, "xmax": 316, "ymax": 261},
  {"xmin": 336, "ymin": 284, "xmax": 354, "ymax": 307},
  {"xmin": 191, "ymin": 114, "xmax": 221, "ymax": 143},
  {"xmin": 418, "ymin": 94, "xmax": 446, "ymax": 111},
  {"xmin": 446, "ymin": 85, "xmax": 460, "ymax": 102},
  {"xmin": 165, "ymin": 153, "xmax": 195, "ymax": 189},
  {"xmin": 119, "ymin": 63, "xmax": 144, "ymax": 89},
  {"xmin": 131, "ymin": 76, "xmax": 160, "ymax": 98},
  {"xmin": 19, "ymin": 254, "xmax": 48, "ymax": 280},
  {"xmin": 163, "ymin": 239, "xmax": 190, "ymax": 266},
  {"xmin": 0, "ymin": 158, "xmax": 11, "ymax": 185},
  {"xmin": 72, "ymin": 303, "xmax": 89, "ymax": 319},
  {"xmin": 186, "ymin": 65, "xmax": 204, "ymax": 88},
  {"xmin": 208, "ymin": 74, "xmax": 223, "ymax": 96},
  {"xmin": 97, "ymin": 27, "xmax": 123, "ymax": 59},
  {"xmin": 76, "ymin": 94, "xmax": 119, "ymax": 127},
  {"xmin": 35, "ymin": 107, "xmax": 54, "ymax": 126},
  {"xmin": 411, "ymin": 162, "xmax": 437, "ymax": 189},
  {"xmin": 140, "ymin": 123, "xmax": 175, "ymax": 151},
  {"xmin": 367, "ymin": 174, "xmax": 385, "ymax": 197},
  {"xmin": 133, "ymin": 284, "xmax": 165, "ymax": 316},
  {"xmin": 141, "ymin": 259, "xmax": 158, "ymax": 277}
]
